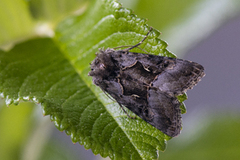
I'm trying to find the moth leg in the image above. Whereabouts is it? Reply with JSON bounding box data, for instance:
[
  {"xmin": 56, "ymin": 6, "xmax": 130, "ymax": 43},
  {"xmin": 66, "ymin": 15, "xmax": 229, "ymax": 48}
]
[
  {"xmin": 102, "ymin": 89, "xmax": 136, "ymax": 119},
  {"xmin": 124, "ymin": 27, "xmax": 153, "ymax": 51},
  {"xmin": 117, "ymin": 102, "xmax": 136, "ymax": 119},
  {"xmin": 102, "ymin": 90, "xmax": 116, "ymax": 102}
]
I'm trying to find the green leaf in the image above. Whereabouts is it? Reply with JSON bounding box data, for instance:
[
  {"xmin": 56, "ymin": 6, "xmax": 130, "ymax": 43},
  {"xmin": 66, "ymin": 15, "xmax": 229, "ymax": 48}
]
[
  {"xmin": 0, "ymin": 37, "xmax": 169, "ymax": 160},
  {"xmin": 177, "ymin": 94, "xmax": 187, "ymax": 114},
  {"xmin": 125, "ymin": 0, "xmax": 240, "ymax": 56},
  {"xmin": 0, "ymin": 0, "xmax": 187, "ymax": 159}
]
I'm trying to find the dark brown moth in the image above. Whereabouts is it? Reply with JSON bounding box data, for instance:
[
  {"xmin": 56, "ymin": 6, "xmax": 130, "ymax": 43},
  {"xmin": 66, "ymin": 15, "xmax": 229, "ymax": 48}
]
[{"xmin": 89, "ymin": 28, "xmax": 205, "ymax": 137}]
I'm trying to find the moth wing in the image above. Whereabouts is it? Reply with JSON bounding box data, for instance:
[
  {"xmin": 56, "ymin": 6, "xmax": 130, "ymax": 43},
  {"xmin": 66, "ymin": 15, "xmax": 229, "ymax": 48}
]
[
  {"xmin": 103, "ymin": 80, "xmax": 182, "ymax": 137},
  {"xmin": 147, "ymin": 88, "xmax": 182, "ymax": 137},
  {"xmin": 126, "ymin": 52, "xmax": 205, "ymax": 95},
  {"xmin": 151, "ymin": 59, "xmax": 205, "ymax": 95},
  {"xmin": 100, "ymin": 80, "xmax": 148, "ymax": 114},
  {"xmin": 112, "ymin": 51, "xmax": 205, "ymax": 96}
]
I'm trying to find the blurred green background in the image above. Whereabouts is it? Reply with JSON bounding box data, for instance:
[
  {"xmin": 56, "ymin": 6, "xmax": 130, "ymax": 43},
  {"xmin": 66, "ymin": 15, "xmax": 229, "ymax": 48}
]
[{"xmin": 1, "ymin": 0, "xmax": 240, "ymax": 160}]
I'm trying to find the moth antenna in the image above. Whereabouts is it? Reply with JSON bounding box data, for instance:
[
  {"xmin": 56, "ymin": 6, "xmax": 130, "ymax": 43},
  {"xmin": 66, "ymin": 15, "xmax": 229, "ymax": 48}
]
[
  {"xmin": 124, "ymin": 27, "xmax": 153, "ymax": 52},
  {"xmin": 113, "ymin": 45, "xmax": 131, "ymax": 49},
  {"xmin": 113, "ymin": 46, "xmax": 149, "ymax": 54},
  {"xmin": 135, "ymin": 47, "xmax": 149, "ymax": 54}
]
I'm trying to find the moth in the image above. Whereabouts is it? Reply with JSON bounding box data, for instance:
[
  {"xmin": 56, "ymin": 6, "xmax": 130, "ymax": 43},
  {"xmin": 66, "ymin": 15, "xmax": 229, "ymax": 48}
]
[{"xmin": 89, "ymin": 28, "xmax": 205, "ymax": 137}]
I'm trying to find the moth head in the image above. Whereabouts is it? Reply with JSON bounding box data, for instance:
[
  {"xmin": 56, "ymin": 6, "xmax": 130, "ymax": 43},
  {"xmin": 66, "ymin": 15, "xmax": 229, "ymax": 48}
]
[{"xmin": 89, "ymin": 50, "xmax": 116, "ymax": 79}]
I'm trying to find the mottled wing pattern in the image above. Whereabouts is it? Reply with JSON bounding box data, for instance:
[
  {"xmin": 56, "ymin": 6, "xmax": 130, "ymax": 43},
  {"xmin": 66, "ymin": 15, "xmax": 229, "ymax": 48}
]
[
  {"xmin": 89, "ymin": 49, "xmax": 205, "ymax": 137},
  {"xmin": 113, "ymin": 51, "xmax": 205, "ymax": 96}
]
